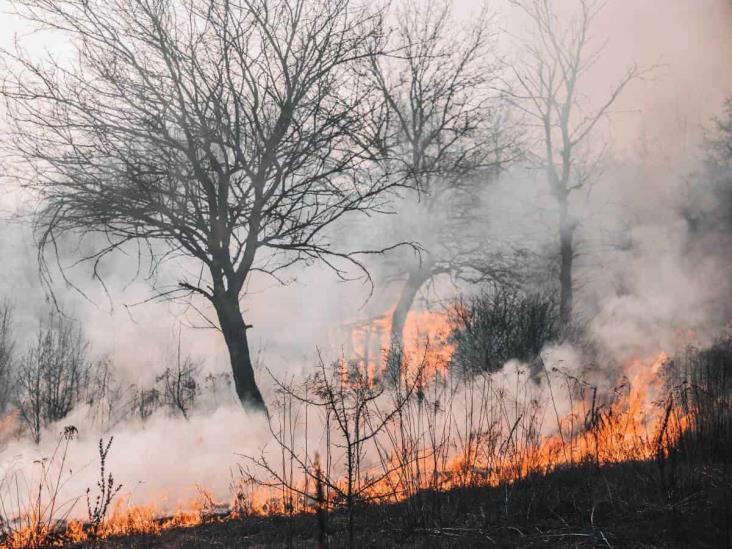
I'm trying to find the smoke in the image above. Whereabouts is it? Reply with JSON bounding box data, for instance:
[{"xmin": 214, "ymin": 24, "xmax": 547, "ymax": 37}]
[
  {"xmin": 0, "ymin": 404, "xmax": 271, "ymax": 518},
  {"xmin": 0, "ymin": 0, "xmax": 727, "ymax": 391},
  {"xmin": 0, "ymin": 0, "xmax": 730, "ymax": 519}
]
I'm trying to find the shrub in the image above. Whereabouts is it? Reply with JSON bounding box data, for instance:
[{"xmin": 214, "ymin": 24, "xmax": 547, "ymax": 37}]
[
  {"xmin": 667, "ymin": 338, "xmax": 732, "ymax": 461},
  {"xmin": 448, "ymin": 284, "xmax": 559, "ymax": 375}
]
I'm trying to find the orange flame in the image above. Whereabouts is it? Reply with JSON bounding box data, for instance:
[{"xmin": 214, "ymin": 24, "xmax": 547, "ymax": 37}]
[{"xmin": 0, "ymin": 312, "xmax": 696, "ymax": 547}]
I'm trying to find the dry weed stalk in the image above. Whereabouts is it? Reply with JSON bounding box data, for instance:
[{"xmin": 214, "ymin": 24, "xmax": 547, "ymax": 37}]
[{"xmin": 86, "ymin": 437, "xmax": 122, "ymax": 539}]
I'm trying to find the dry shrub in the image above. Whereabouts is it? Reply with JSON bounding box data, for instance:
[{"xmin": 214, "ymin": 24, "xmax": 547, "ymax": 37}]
[
  {"xmin": 448, "ymin": 284, "xmax": 559, "ymax": 375},
  {"xmin": 667, "ymin": 338, "xmax": 732, "ymax": 460}
]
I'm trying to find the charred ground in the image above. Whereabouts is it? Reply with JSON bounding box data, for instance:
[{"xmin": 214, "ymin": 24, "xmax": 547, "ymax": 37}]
[{"xmin": 71, "ymin": 460, "xmax": 727, "ymax": 548}]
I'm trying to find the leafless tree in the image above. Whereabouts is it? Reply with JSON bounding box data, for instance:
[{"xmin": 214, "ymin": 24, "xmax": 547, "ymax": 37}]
[
  {"xmin": 2, "ymin": 0, "xmax": 400, "ymax": 412},
  {"xmin": 0, "ymin": 302, "xmax": 15, "ymax": 414},
  {"xmin": 684, "ymin": 99, "xmax": 732, "ymax": 235},
  {"xmin": 84, "ymin": 358, "xmax": 127, "ymax": 431},
  {"xmin": 509, "ymin": 0, "xmax": 640, "ymax": 327},
  {"xmin": 157, "ymin": 337, "xmax": 200, "ymax": 419},
  {"xmin": 243, "ymin": 353, "xmax": 423, "ymax": 547},
  {"xmin": 14, "ymin": 313, "xmax": 90, "ymax": 444},
  {"xmin": 369, "ymin": 0, "xmax": 517, "ymax": 362},
  {"xmin": 130, "ymin": 386, "xmax": 162, "ymax": 423}
]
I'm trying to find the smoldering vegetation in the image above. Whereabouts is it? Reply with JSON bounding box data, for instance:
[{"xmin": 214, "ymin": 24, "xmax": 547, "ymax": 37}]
[{"xmin": 0, "ymin": 0, "xmax": 729, "ymax": 547}]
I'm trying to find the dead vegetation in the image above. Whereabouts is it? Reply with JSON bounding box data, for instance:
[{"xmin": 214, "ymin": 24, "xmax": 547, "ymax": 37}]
[
  {"xmin": 0, "ymin": 329, "xmax": 729, "ymax": 548},
  {"xmin": 0, "ymin": 1, "xmax": 728, "ymax": 548}
]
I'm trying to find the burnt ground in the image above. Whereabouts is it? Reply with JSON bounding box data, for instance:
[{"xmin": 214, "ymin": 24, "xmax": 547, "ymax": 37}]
[{"xmin": 71, "ymin": 460, "xmax": 730, "ymax": 548}]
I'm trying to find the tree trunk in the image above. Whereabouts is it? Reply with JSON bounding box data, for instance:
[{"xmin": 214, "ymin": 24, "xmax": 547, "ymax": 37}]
[
  {"xmin": 388, "ymin": 266, "xmax": 433, "ymax": 380},
  {"xmin": 558, "ymin": 199, "xmax": 574, "ymax": 328},
  {"xmin": 212, "ymin": 294, "xmax": 267, "ymax": 414}
]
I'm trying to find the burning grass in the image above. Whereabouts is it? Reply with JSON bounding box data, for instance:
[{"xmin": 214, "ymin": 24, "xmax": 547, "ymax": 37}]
[
  {"xmin": 65, "ymin": 460, "xmax": 731, "ymax": 548},
  {"xmin": 0, "ymin": 323, "xmax": 730, "ymax": 547}
]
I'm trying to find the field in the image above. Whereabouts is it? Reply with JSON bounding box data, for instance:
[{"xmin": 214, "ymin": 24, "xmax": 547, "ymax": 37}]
[{"xmin": 70, "ymin": 461, "xmax": 727, "ymax": 548}]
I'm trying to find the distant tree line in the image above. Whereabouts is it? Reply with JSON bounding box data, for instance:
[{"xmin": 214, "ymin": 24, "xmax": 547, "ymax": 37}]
[{"xmin": 0, "ymin": 303, "xmax": 230, "ymax": 445}]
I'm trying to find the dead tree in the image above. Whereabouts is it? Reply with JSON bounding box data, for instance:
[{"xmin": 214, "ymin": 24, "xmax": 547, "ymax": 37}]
[
  {"xmin": 14, "ymin": 313, "xmax": 90, "ymax": 444},
  {"xmin": 0, "ymin": 302, "xmax": 15, "ymax": 415},
  {"xmin": 243, "ymin": 353, "xmax": 423, "ymax": 547},
  {"xmin": 369, "ymin": 0, "xmax": 516, "ymax": 364},
  {"xmin": 157, "ymin": 339, "xmax": 200, "ymax": 419},
  {"xmin": 2, "ymin": 0, "xmax": 398, "ymax": 412},
  {"xmin": 509, "ymin": 0, "xmax": 639, "ymax": 328}
]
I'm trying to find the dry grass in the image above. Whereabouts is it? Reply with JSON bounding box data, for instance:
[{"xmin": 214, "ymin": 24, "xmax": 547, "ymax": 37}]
[{"xmin": 2, "ymin": 339, "xmax": 731, "ymax": 548}]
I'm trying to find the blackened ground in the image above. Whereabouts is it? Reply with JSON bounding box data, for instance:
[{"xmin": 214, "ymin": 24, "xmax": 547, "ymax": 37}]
[{"xmin": 70, "ymin": 459, "xmax": 730, "ymax": 548}]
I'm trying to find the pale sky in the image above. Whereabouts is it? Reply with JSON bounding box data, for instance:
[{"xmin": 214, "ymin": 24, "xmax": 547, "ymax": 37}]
[{"xmin": 2, "ymin": 0, "xmax": 730, "ymax": 156}]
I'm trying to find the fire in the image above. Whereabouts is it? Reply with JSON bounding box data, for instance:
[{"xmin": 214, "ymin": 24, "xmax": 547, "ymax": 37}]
[
  {"xmin": 348, "ymin": 350, "xmax": 686, "ymax": 503},
  {"xmin": 0, "ymin": 313, "xmax": 697, "ymax": 548},
  {"xmin": 508, "ymin": 351, "xmax": 678, "ymax": 473},
  {"xmin": 0, "ymin": 495, "xmax": 222, "ymax": 547},
  {"xmin": 401, "ymin": 309, "xmax": 454, "ymax": 378},
  {"xmin": 344, "ymin": 307, "xmax": 454, "ymax": 384}
]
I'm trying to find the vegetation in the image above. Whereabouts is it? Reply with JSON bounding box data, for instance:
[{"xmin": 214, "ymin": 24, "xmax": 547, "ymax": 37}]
[
  {"xmin": 368, "ymin": 0, "xmax": 517, "ymax": 363},
  {"xmin": 508, "ymin": 0, "xmax": 641, "ymax": 327},
  {"xmin": 0, "ymin": 302, "xmax": 15, "ymax": 415},
  {"xmin": 1, "ymin": 0, "xmax": 402, "ymax": 412},
  {"xmin": 14, "ymin": 314, "xmax": 91, "ymax": 444},
  {"xmin": 667, "ymin": 338, "xmax": 732, "ymax": 462},
  {"xmin": 0, "ymin": 309, "xmax": 229, "ymax": 446},
  {"xmin": 69, "ymin": 461, "xmax": 729, "ymax": 548},
  {"xmin": 0, "ymin": 335, "xmax": 728, "ymax": 547},
  {"xmin": 448, "ymin": 284, "xmax": 559, "ymax": 376},
  {"xmin": 0, "ymin": 0, "xmax": 728, "ymax": 548}
]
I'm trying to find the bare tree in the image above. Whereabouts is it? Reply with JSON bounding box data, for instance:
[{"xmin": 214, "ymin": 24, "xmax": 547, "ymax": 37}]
[
  {"xmin": 0, "ymin": 302, "xmax": 15, "ymax": 414},
  {"xmin": 130, "ymin": 386, "xmax": 162, "ymax": 423},
  {"xmin": 244, "ymin": 353, "xmax": 423, "ymax": 547},
  {"xmin": 685, "ymin": 99, "xmax": 732, "ymax": 235},
  {"xmin": 157, "ymin": 337, "xmax": 200, "ymax": 419},
  {"xmin": 509, "ymin": 0, "xmax": 639, "ymax": 327},
  {"xmin": 369, "ymin": 0, "xmax": 516, "ymax": 362},
  {"xmin": 84, "ymin": 358, "xmax": 127, "ymax": 431},
  {"xmin": 2, "ymin": 0, "xmax": 398, "ymax": 412},
  {"xmin": 14, "ymin": 313, "xmax": 90, "ymax": 444}
]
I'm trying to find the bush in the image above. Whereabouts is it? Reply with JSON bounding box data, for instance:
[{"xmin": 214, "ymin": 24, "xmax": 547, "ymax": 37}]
[
  {"xmin": 667, "ymin": 338, "xmax": 732, "ymax": 461},
  {"xmin": 448, "ymin": 284, "xmax": 559, "ymax": 375}
]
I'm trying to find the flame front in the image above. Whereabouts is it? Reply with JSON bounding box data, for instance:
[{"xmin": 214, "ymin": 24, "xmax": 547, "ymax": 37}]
[{"xmin": 0, "ymin": 311, "xmax": 695, "ymax": 547}]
